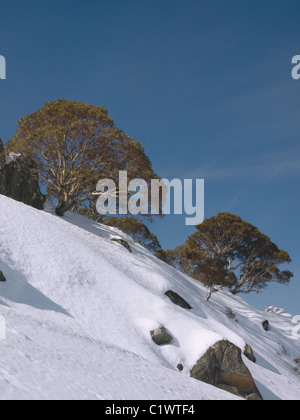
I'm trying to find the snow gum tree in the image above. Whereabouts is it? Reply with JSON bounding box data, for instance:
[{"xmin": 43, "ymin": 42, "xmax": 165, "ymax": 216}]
[
  {"xmin": 6, "ymin": 99, "xmax": 158, "ymax": 217},
  {"xmin": 168, "ymin": 213, "xmax": 293, "ymax": 299}
]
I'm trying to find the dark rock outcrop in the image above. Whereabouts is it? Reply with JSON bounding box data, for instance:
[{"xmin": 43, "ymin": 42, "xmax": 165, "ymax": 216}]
[
  {"xmin": 190, "ymin": 340, "xmax": 263, "ymax": 400},
  {"xmin": 0, "ymin": 140, "xmax": 45, "ymax": 210},
  {"xmin": 111, "ymin": 238, "xmax": 132, "ymax": 253},
  {"xmin": 226, "ymin": 307, "xmax": 236, "ymax": 319},
  {"xmin": 0, "ymin": 139, "xmax": 5, "ymax": 170},
  {"xmin": 165, "ymin": 290, "xmax": 192, "ymax": 310},
  {"xmin": 150, "ymin": 327, "xmax": 173, "ymax": 345},
  {"xmin": 0, "ymin": 271, "xmax": 6, "ymax": 282},
  {"xmin": 262, "ymin": 320, "xmax": 269, "ymax": 332}
]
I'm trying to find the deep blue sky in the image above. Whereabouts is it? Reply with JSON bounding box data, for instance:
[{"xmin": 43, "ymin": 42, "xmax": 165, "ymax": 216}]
[{"xmin": 0, "ymin": 0, "xmax": 299, "ymax": 314}]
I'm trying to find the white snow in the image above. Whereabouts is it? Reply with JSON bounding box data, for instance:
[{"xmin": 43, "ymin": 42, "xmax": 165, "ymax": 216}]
[
  {"xmin": 5, "ymin": 152, "xmax": 21, "ymax": 165},
  {"xmin": 266, "ymin": 306, "xmax": 293, "ymax": 319},
  {"xmin": 0, "ymin": 194, "xmax": 299, "ymax": 400}
]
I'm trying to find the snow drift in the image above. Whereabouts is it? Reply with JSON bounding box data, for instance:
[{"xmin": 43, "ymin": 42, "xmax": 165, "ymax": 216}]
[{"xmin": 0, "ymin": 195, "xmax": 299, "ymax": 400}]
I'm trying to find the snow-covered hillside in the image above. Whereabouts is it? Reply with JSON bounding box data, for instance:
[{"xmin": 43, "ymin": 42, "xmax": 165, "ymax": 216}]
[{"xmin": 0, "ymin": 195, "xmax": 299, "ymax": 400}]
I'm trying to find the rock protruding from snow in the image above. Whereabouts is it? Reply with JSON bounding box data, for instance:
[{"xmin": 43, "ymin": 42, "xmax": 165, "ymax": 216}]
[
  {"xmin": 190, "ymin": 340, "xmax": 263, "ymax": 400},
  {"xmin": 165, "ymin": 290, "xmax": 192, "ymax": 310},
  {"xmin": 226, "ymin": 307, "xmax": 236, "ymax": 319},
  {"xmin": 262, "ymin": 320, "xmax": 269, "ymax": 332},
  {"xmin": 150, "ymin": 327, "xmax": 173, "ymax": 346},
  {"xmin": 111, "ymin": 238, "xmax": 132, "ymax": 253},
  {"xmin": 0, "ymin": 271, "xmax": 6, "ymax": 282}
]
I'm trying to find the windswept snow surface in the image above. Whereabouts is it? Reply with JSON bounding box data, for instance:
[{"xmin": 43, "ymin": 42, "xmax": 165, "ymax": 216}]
[{"xmin": 0, "ymin": 195, "xmax": 299, "ymax": 400}]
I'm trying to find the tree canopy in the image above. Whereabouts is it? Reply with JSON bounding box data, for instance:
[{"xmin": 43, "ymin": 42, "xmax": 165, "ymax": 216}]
[
  {"xmin": 167, "ymin": 213, "xmax": 293, "ymax": 299},
  {"xmin": 6, "ymin": 99, "xmax": 158, "ymax": 217}
]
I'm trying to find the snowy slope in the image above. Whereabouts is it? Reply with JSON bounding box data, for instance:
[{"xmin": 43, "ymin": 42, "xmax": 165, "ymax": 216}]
[{"xmin": 0, "ymin": 195, "xmax": 299, "ymax": 400}]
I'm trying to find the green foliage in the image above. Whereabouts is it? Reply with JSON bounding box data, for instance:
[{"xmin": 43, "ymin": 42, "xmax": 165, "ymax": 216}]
[
  {"xmin": 167, "ymin": 213, "xmax": 293, "ymax": 299},
  {"xmin": 6, "ymin": 99, "xmax": 159, "ymax": 217}
]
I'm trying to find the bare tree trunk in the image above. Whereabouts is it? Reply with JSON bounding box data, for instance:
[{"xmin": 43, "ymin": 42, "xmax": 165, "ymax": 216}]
[
  {"xmin": 206, "ymin": 287, "xmax": 213, "ymax": 301},
  {"xmin": 206, "ymin": 286, "xmax": 223, "ymax": 301},
  {"xmin": 55, "ymin": 202, "xmax": 71, "ymax": 217},
  {"xmin": 55, "ymin": 188, "xmax": 71, "ymax": 217}
]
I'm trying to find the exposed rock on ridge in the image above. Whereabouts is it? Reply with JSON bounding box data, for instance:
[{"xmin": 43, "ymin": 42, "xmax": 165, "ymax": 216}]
[{"xmin": 0, "ymin": 139, "xmax": 45, "ymax": 210}]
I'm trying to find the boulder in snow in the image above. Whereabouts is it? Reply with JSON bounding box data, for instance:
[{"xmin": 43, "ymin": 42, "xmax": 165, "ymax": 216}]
[
  {"xmin": 226, "ymin": 307, "xmax": 236, "ymax": 319},
  {"xmin": 165, "ymin": 290, "xmax": 192, "ymax": 310},
  {"xmin": 262, "ymin": 320, "xmax": 269, "ymax": 332},
  {"xmin": 190, "ymin": 340, "xmax": 263, "ymax": 400},
  {"xmin": 150, "ymin": 327, "xmax": 173, "ymax": 346},
  {"xmin": 0, "ymin": 271, "xmax": 6, "ymax": 282}
]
